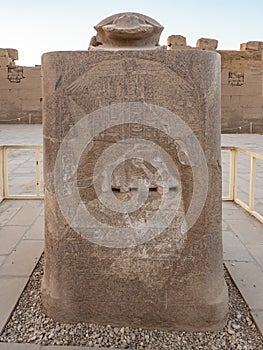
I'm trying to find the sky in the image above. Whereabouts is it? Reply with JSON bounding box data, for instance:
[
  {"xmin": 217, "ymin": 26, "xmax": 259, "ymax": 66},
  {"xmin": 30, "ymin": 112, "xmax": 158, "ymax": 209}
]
[{"xmin": 0, "ymin": 0, "xmax": 263, "ymax": 66}]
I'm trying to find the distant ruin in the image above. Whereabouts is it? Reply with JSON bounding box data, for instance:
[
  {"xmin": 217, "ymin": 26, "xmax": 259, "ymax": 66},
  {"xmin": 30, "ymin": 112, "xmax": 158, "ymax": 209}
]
[
  {"xmin": 0, "ymin": 37, "xmax": 262, "ymax": 133},
  {"xmin": 0, "ymin": 49, "xmax": 42, "ymax": 124}
]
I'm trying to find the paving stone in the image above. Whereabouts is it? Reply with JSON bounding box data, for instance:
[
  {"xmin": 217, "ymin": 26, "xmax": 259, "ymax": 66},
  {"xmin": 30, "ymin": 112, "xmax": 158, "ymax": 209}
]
[
  {"xmin": 222, "ymin": 220, "xmax": 229, "ymax": 231},
  {"xmin": 7, "ymin": 201, "xmax": 43, "ymax": 226},
  {"xmin": 0, "ymin": 226, "xmax": 27, "ymax": 255},
  {"xmin": 251, "ymin": 310, "xmax": 263, "ymax": 335},
  {"xmin": 23, "ymin": 215, "xmax": 44, "ymax": 240},
  {"xmin": 0, "ymin": 125, "xmax": 42, "ymax": 146},
  {"xmin": 0, "ymin": 240, "xmax": 43, "ymax": 277},
  {"xmin": 228, "ymin": 219, "xmax": 263, "ymax": 245},
  {"xmin": 0, "ymin": 204, "xmax": 21, "ymax": 226},
  {"xmin": 223, "ymin": 230, "xmax": 253, "ymax": 262},
  {"xmin": 222, "ymin": 201, "xmax": 240, "ymax": 210},
  {"xmin": 0, "ymin": 256, "xmax": 6, "ymax": 267},
  {"xmin": 222, "ymin": 208, "xmax": 248, "ymax": 220},
  {"xmin": 246, "ymin": 244, "xmax": 263, "ymax": 266},
  {"xmin": 225, "ymin": 261, "xmax": 263, "ymax": 310},
  {"xmin": 0, "ymin": 277, "xmax": 28, "ymax": 333}
]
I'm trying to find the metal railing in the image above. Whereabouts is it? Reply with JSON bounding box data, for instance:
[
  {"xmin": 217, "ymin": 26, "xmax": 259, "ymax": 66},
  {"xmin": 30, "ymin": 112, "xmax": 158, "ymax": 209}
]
[
  {"xmin": 0, "ymin": 145, "xmax": 43, "ymax": 200},
  {"xmin": 222, "ymin": 146, "xmax": 263, "ymax": 223},
  {"xmin": 0, "ymin": 144, "xmax": 262, "ymax": 225}
]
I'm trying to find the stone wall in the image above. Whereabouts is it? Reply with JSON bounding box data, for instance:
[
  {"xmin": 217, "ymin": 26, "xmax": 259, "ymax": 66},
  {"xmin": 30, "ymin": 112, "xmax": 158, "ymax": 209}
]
[
  {"xmin": 168, "ymin": 38, "xmax": 263, "ymax": 134},
  {"xmin": 0, "ymin": 43, "xmax": 262, "ymax": 133},
  {"xmin": 0, "ymin": 48, "xmax": 42, "ymax": 124},
  {"xmin": 220, "ymin": 47, "xmax": 263, "ymax": 133}
]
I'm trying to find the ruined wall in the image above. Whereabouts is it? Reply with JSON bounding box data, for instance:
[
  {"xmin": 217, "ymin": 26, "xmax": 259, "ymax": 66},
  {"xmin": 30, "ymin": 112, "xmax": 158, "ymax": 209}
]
[
  {"xmin": 1, "ymin": 43, "xmax": 262, "ymax": 132},
  {"xmin": 168, "ymin": 38, "xmax": 263, "ymax": 134},
  {"xmin": 0, "ymin": 48, "xmax": 42, "ymax": 124},
  {"xmin": 219, "ymin": 45, "xmax": 263, "ymax": 133}
]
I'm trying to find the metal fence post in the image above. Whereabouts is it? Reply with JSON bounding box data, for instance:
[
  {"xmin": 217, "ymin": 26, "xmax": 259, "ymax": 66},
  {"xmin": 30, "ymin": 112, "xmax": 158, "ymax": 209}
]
[{"xmin": 249, "ymin": 156, "xmax": 256, "ymax": 211}]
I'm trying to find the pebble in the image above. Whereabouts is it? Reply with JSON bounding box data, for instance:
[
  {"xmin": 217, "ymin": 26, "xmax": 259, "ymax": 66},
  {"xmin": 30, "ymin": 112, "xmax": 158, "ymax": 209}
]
[{"xmin": 0, "ymin": 256, "xmax": 262, "ymax": 350}]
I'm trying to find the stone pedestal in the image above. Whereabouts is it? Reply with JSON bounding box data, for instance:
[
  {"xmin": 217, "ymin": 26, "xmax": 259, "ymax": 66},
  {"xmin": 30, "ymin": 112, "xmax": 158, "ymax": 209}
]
[{"xmin": 42, "ymin": 48, "xmax": 228, "ymax": 331}]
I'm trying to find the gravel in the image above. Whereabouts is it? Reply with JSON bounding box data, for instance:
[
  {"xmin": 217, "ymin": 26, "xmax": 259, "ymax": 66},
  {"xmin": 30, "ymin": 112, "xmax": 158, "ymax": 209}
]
[{"xmin": 0, "ymin": 255, "xmax": 262, "ymax": 349}]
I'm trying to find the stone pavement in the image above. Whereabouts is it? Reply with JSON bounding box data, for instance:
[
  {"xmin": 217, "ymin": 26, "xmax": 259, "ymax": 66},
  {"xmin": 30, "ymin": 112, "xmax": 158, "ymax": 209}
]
[
  {"xmin": 223, "ymin": 201, "xmax": 263, "ymax": 334},
  {"xmin": 1, "ymin": 199, "xmax": 263, "ymax": 350},
  {"xmin": 0, "ymin": 126, "xmax": 262, "ymax": 349},
  {"xmin": 222, "ymin": 134, "xmax": 263, "ymax": 334},
  {"xmin": 0, "ymin": 200, "xmax": 44, "ymax": 334},
  {"xmin": 222, "ymin": 134, "xmax": 263, "ymax": 216},
  {"xmin": 0, "ymin": 125, "xmax": 42, "ymax": 146}
]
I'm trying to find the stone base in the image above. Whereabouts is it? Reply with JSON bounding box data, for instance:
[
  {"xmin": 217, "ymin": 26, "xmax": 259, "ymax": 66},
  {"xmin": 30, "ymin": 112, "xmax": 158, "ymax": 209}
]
[{"xmin": 42, "ymin": 275, "xmax": 228, "ymax": 331}]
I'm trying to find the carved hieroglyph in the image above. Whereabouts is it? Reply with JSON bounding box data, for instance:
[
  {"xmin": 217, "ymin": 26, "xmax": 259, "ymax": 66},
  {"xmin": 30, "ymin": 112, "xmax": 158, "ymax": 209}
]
[{"xmin": 42, "ymin": 13, "xmax": 228, "ymax": 331}]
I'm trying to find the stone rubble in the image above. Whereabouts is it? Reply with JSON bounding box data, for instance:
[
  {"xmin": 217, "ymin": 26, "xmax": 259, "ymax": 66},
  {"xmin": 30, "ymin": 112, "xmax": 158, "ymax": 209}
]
[{"xmin": 0, "ymin": 255, "xmax": 262, "ymax": 349}]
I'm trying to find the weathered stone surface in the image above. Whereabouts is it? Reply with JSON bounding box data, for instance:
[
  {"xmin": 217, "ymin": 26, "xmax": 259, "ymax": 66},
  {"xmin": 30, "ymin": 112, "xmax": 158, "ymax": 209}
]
[
  {"xmin": 1, "ymin": 36, "xmax": 262, "ymax": 132},
  {"xmin": 89, "ymin": 13, "xmax": 164, "ymax": 49},
  {"xmin": 0, "ymin": 48, "xmax": 42, "ymax": 124},
  {"xmin": 167, "ymin": 35, "xmax": 189, "ymax": 50},
  {"xmin": 196, "ymin": 38, "xmax": 218, "ymax": 50},
  {"xmin": 42, "ymin": 39, "xmax": 228, "ymax": 332},
  {"xmin": 6, "ymin": 49, "xmax": 18, "ymax": 61},
  {"xmin": 219, "ymin": 50, "xmax": 263, "ymax": 133},
  {"xmin": 240, "ymin": 41, "xmax": 263, "ymax": 51}
]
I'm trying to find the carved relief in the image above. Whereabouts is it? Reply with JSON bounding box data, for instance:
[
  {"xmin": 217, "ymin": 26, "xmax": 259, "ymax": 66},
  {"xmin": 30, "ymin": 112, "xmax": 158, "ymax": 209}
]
[
  {"xmin": 228, "ymin": 72, "xmax": 244, "ymax": 86},
  {"xmin": 7, "ymin": 65, "xmax": 24, "ymax": 83}
]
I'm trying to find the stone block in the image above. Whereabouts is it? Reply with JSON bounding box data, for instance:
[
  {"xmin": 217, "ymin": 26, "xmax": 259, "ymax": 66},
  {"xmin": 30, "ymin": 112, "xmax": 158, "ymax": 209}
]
[
  {"xmin": 7, "ymin": 201, "xmax": 43, "ymax": 226},
  {"xmin": 221, "ymin": 82, "xmax": 262, "ymax": 97},
  {"xmin": 167, "ymin": 35, "xmax": 189, "ymax": 49},
  {"xmin": 240, "ymin": 41, "xmax": 263, "ymax": 51},
  {"xmin": 0, "ymin": 276, "xmax": 28, "ymax": 333},
  {"xmin": 0, "ymin": 49, "xmax": 8, "ymax": 58},
  {"xmin": 42, "ymin": 13, "xmax": 227, "ymax": 332},
  {"xmin": 225, "ymin": 261, "xmax": 263, "ymax": 310},
  {"xmin": 23, "ymin": 215, "xmax": 44, "ymax": 240},
  {"xmin": 0, "ymin": 202, "xmax": 21, "ymax": 226},
  {"xmin": 17, "ymin": 88, "xmax": 41, "ymax": 100},
  {"xmin": 196, "ymin": 38, "xmax": 218, "ymax": 50},
  {"xmin": 239, "ymin": 95, "xmax": 263, "ymax": 108},
  {"xmin": 6, "ymin": 48, "xmax": 18, "ymax": 61},
  {"xmin": 20, "ymin": 76, "xmax": 41, "ymax": 89},
  {"xmin": 251, "ymin": 310, "xmax": 263, "ymax": 335},
  {"xmin": 21, "ymin": 99, "xmax": 41, "ymax": 112},
  {"xmin": 0, "ymin": 57, "xmax": 9, "ymax": 67},
  {"xmin": 242, "ymin": 107, "xmax": 263, "ymax": 120},
  {"xmin": 0, "ymin": 67, "xmax": 8, "ymax": 78},
  {"xmin": 246, "ymin": 244, "xmax": 263, "ymax": 267},
  {"xmin": 0, "ymin": 256, "xmax": 6, "ymax": 267},
  {"xmin": 221, "ymin": 69, "xmax": 230, "ymax": 85},
  {"xmin": 228, "ymin": 219, "xmax": 263, "ymax": 245},
  {"xmin": 23, "ymin": 66, "xmax": 41, "ymax": 78},
  {"xmin": 0, "ymin": 239, "xmax": 43, "ymax": 276},
  {"xmin": 222, "ymin": 230, "xmax": 253, "ymax": 262},
  {"xmin": 244, "ymin": 71, "xmax": 263, "ymax": 83},
  {"xmin": 0, "ymin": 226, "xmax": 27, "ymax": 255}
]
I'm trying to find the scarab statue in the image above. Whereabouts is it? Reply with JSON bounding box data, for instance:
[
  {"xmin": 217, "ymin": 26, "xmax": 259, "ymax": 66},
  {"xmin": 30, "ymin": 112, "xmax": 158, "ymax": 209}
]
[{"xmin": 89, "ymin": 12, "xmax": 164, "ymax": 49}]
